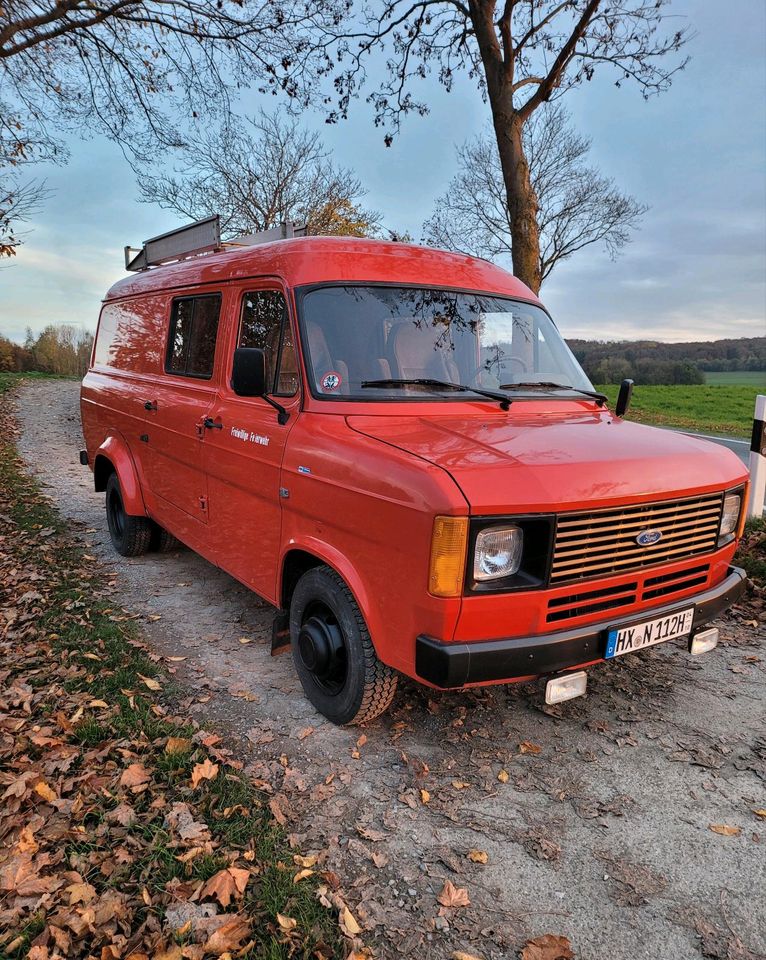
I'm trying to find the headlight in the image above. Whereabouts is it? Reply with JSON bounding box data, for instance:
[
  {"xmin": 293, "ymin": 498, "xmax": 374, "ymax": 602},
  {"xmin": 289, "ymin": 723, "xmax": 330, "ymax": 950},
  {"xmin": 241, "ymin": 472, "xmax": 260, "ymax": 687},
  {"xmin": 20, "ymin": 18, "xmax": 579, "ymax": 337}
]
[
  {"xmin": 473, "ymin": 525, "xmax": 524, "ymax": 581},
  {"xmin": 719, "ymin": 491, "xmax": 742, "ymax": 542}
]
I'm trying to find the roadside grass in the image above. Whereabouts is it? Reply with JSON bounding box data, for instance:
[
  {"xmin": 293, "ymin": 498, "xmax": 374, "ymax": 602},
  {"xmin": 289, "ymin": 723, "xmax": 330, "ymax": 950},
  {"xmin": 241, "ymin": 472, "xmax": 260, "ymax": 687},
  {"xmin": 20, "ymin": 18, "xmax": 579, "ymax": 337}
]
[
  {"xmin": 596, "ymin": 383, "xmax": 758, "ymax": 439},
  {"xmin": 0, "ymin": 375, "xmax": 349, "ymax": 959}
]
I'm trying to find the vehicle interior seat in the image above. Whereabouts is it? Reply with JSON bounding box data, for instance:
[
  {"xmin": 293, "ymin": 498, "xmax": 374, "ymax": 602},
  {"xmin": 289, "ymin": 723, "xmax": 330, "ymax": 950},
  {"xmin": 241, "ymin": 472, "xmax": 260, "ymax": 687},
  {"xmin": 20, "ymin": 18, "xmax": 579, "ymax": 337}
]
[
  {"xmin": 306, "ymin": 320, "xmax": 349, "ymax": 394},
  {"xmin": 387, "ymin": 322, "xmax": 461, "ymax": 383}
]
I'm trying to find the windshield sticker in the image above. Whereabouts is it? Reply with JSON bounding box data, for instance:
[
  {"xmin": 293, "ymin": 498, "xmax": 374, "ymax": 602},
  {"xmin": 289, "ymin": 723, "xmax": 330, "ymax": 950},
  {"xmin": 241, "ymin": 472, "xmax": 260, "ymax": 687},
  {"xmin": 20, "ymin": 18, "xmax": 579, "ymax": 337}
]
[
  {"xmin": 321, "ymin": 371, "xmax": 342, "ymax": 392},
  {"xmin": 230, "ymin": 426, "xmax": 269, "ymax": 447}
]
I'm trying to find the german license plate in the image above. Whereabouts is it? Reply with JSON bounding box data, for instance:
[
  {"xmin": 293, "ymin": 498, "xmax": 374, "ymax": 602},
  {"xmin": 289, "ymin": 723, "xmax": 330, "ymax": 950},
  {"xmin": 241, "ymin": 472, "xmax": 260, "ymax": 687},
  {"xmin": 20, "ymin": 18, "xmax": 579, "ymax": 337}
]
[{"xmin": 605, "ymin": 607, "xmax": 694, "ymax": 659}]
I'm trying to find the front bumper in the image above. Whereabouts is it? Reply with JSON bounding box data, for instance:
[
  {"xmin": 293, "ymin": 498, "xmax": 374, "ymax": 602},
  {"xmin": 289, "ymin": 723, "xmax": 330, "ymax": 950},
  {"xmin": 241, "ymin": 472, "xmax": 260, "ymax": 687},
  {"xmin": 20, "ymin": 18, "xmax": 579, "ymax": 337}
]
[{"xmin": 415, "ymin": 565, "xmax": 747, "ymax": 689}]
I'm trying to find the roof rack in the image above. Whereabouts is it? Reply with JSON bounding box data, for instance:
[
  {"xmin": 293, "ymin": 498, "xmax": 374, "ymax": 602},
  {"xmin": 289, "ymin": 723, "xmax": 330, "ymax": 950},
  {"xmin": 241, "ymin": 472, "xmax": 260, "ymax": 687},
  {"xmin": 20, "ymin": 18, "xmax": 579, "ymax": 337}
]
[{"xmin": 124, "ymin": 216, "xmax": 308, "ymax": 272}]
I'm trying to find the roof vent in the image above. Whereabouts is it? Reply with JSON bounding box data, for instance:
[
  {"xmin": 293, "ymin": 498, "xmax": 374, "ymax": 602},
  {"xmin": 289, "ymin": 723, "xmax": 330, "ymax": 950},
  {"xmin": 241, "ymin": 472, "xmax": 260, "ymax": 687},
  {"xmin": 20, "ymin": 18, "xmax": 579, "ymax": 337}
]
[{"xmin": 125, "ymin": 216, "xmax": 307, "ymax": 271}]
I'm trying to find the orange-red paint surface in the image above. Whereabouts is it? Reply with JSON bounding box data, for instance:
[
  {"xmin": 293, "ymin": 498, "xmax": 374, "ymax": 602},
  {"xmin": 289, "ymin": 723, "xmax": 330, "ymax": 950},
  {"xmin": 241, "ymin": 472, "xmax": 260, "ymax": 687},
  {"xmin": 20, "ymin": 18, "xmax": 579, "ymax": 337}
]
[{"xmin": 81, "ymin": 238, "xmax": 748, "ymax": 685}]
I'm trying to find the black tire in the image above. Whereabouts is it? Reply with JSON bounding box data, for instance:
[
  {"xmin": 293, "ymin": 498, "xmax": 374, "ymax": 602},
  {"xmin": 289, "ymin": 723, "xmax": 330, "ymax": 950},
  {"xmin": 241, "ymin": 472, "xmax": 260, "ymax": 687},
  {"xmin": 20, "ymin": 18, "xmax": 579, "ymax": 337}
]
[
  {"xmin": 105, "ymin": 473, "xmax": 152, "ymax": 557},
  {"xmin": 150, "ymin": 523, "xmax": 182, "ymax": 553},
  {"xmin": 289, "ymin": 566, "xmax": 398, "ymax": 725}
]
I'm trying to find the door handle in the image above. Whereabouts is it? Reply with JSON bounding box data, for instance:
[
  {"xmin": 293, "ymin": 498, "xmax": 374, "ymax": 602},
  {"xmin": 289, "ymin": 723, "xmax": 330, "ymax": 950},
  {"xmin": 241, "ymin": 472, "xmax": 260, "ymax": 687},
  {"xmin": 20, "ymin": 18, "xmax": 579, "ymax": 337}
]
[
  {"xmin": 144, "ymin": 400, "xmax": 157, "ymax": 411},
  {"xmin": 203, "ymin": 417, "xmax": 223, "ymax": 430}
]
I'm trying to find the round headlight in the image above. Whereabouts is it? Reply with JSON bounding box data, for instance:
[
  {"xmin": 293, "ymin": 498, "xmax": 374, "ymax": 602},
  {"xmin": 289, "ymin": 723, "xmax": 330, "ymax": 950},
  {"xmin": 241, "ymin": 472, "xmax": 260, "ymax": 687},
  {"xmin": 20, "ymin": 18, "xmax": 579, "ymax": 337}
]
[{"xmin": 473, "ymin": 525, "xmax": 524, "ymax": 581}]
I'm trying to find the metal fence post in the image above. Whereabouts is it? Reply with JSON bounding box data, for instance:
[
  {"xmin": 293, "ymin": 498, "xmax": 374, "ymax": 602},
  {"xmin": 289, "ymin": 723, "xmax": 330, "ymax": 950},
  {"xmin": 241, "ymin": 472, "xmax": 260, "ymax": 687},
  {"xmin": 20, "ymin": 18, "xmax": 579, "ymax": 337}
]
[{"xmin": 748, "ymin": 394, "xmax": 766, "ymax": 518}]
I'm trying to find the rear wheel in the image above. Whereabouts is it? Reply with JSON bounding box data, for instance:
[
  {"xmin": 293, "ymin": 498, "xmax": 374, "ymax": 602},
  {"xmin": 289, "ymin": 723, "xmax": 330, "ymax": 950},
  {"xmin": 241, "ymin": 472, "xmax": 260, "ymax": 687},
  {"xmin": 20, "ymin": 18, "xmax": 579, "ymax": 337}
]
[
  {"xmin": 150, "ymin": 523, "xmax": 182, "ymax": 553},
  {"xmin": 290, "ymin": 566, "xmax": 398, "ymax": 725},
  {"xmin": 105, "ymin": 473, "xmax": 152, "ymax": 557}
]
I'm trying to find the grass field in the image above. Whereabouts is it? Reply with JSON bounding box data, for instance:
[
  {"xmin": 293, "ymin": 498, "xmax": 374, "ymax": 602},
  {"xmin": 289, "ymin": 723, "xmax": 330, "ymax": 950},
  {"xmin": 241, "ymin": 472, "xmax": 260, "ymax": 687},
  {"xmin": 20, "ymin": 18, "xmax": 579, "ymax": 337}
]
[
  {"xmin": 704, "ymin": 371, "xmax": 766, "ymax": 387},
  {"xmin": 596, "ymin": 384, "xmax": 759, "ymax": 439}
]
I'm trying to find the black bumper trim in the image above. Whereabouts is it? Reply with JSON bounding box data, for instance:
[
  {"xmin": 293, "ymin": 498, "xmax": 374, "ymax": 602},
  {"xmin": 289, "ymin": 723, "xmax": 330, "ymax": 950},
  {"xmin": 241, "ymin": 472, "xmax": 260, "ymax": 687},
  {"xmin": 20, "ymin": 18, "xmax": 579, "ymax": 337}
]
[{"xmin": 415, "ymin": 565, "xmax": 747, "ymax": 689}]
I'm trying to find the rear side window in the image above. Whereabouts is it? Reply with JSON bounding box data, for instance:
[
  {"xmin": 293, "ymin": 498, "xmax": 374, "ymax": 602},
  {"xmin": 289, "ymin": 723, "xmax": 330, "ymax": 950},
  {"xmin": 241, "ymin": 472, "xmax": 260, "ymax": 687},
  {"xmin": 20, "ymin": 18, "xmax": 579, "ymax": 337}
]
[
  {"xmin": 166, "ymin": 295, "xmax": 221, "ymax": 379},
  {"xmin": 238, "ymin": 290, "xmax": 298, "ymax": 397}
]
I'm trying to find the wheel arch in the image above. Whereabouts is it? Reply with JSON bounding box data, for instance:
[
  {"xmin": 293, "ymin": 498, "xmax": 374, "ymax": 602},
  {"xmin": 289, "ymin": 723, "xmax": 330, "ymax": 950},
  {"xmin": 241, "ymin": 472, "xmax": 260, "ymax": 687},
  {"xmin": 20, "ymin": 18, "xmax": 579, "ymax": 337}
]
[
  {"xmin": 93, "ymin": 434, "xmax": 146, "ymax": 516},
  {"xmin": 279, "ymin": 540, "xmax": 378, "ymax": 646}
]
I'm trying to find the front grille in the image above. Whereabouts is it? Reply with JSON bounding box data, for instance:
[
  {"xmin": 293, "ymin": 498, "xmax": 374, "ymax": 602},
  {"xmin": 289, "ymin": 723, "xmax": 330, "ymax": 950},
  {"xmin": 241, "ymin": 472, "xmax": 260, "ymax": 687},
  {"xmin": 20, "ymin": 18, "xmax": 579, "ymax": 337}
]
[
  {"xmin": 546, "ymin": 582, "xmax": 638, "ymax": 623},
  {"xmin": 641, "ymin": 564, "xmax": 710, "ymax": 601},
  {"xmin": 550, "ymin": 493, "xmax": 723, "ymax": 585}
]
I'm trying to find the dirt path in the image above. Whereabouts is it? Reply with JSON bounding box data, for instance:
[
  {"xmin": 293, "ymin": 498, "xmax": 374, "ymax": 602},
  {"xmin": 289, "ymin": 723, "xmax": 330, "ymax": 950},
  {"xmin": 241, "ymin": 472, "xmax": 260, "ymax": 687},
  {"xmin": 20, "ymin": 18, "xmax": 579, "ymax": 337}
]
[{"xmin": 15, "ymin": 378, "xmax": 766, "ymax": 960}]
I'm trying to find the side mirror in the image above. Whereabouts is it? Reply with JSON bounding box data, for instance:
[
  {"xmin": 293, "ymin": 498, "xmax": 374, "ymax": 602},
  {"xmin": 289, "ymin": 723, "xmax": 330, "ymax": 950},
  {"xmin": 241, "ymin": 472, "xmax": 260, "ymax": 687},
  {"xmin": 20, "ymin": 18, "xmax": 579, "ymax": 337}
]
[
  {"xmin": 232, "ymin": 347, "xmax": 266, "ymax": 397},
  {"xmin": 615, "ymin": 378, "xmax": 634, "ymax": 418}
]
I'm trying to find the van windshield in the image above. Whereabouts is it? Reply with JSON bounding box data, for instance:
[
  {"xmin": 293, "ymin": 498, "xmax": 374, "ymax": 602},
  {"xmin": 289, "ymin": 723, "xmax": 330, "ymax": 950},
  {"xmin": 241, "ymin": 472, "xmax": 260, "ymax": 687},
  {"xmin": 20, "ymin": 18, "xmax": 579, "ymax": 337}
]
[{"xmin": 299, "ymin": 285, "xmax": 593, "ymax": 401}]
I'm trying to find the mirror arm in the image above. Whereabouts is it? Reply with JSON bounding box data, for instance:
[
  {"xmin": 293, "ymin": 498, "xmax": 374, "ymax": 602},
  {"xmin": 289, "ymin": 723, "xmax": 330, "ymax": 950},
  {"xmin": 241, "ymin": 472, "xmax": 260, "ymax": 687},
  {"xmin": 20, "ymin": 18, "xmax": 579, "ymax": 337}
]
[{"xmin": 263, "ymin": 395, "xmax": 289, "ymax": 425}]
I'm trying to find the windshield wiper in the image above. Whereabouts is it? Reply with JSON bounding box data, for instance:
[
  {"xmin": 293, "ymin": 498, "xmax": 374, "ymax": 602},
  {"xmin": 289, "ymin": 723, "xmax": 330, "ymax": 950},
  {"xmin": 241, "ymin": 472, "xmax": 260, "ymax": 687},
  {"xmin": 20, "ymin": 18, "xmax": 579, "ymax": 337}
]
[
  {"xmin": 361, "ymin": 378, "xmax": 511, "ymax": 410},
  {"xmin": 499, "ymin": 381, "xmax": 608, "ymax": 406}
]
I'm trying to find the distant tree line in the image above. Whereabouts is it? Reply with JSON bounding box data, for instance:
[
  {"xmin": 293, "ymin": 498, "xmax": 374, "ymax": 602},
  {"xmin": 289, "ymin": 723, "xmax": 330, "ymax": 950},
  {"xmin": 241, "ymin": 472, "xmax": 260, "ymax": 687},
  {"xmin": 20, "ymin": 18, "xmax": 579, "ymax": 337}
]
[
  {"xmin": 0, "ymin": 325, "xmax": 93, "ymax": 377},
  {"xmin": 569, "ymin": 337, "xmax": 766, "ymax": 384}
]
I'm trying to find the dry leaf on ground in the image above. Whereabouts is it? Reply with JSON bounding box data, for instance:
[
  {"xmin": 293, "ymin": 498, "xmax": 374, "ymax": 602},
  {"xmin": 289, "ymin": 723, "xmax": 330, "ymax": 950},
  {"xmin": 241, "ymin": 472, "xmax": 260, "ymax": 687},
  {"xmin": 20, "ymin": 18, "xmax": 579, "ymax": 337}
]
[
  {"xmin": 339, "ymin": 905, "xmax": 362, "ymax": 936},
  {"xmin": 190, "ymin": 758, "xmax": 219, "ymax": 788},
  {"xmin": 708, "ymin": 824, "xmax": 741, "ymax": 836},
  {"xmin": 437, "ymin": 879, "xmax": 470, "ymax": 908},
  {"xmin": 467, "ymin": 849, "xmax": 488, "ymax": 864},
  {"xmin": 519, "ymin": 741, "xmax": 542, "ymax": 755},
  {"xmin": 520, "ymin": 933, "xmax": 575, "ymax": 960},
  {"xmin": 119, "ymin": 763, "xmax": 151, "ymax": 790},
  {"xmin": 201, "ymin": 867, "xmax": 250, "ymax": 907}
]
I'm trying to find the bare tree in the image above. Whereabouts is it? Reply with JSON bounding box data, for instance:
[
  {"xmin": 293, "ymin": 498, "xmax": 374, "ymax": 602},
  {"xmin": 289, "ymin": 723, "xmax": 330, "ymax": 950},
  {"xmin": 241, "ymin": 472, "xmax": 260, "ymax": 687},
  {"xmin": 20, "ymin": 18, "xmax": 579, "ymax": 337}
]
[
  {"xmin": 0, "ymin": 0, "xmax": 344, "ymax": 253},
  {"xmin": 423, "ymin": 104, "xmax": 647, "ymax": 283},
  {"xmin": 139, "ymin": 111, "xmax": 381, "ymax": 239},
  {"xmin": 315, "ymin": 1, "xmax": 690, "ymax": 293}
]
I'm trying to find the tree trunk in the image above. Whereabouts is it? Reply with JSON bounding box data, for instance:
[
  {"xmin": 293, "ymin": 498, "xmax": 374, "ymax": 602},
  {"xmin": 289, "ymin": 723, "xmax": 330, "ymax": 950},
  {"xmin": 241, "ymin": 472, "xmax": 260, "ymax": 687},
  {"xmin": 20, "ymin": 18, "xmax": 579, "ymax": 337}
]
[
  {"xmin": 469, "ymin": 0, "xmax": 543, "ymax": 293},
  {"xmin": 492, "ymin": 105, "xmax": 542, "ymax": 293}
]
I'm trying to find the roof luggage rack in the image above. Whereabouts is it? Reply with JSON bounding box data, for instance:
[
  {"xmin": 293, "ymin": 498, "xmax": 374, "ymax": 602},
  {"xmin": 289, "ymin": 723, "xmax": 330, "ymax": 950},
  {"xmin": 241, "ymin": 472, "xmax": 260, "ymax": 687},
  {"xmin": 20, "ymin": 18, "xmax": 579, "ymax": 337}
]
[{"xmin": 124, "ymin": 215, "xmax": 307, "ymax": 271}]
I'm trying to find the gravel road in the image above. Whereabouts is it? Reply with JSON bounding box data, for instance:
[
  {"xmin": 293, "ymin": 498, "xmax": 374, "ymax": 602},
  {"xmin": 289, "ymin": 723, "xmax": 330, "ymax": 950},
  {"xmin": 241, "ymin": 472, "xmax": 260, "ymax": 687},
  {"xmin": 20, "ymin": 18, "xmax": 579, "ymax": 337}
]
[{"xmin": 15, "ymin": 379, "xmax": 766, "ymax": 960}]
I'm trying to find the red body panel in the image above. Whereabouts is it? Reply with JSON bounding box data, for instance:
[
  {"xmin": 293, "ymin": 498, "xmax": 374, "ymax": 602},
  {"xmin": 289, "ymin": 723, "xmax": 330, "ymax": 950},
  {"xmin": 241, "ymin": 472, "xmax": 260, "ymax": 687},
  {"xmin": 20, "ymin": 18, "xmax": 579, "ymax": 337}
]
[{"xmin": 81, "ymin": 237, "xmax": 749, "ymax": 689}]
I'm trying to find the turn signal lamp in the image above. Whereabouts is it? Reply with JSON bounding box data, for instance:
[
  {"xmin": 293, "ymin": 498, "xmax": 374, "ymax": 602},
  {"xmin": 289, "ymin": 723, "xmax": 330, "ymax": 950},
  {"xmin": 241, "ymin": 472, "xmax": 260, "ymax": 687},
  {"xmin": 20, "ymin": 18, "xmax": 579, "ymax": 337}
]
[{"xmin": 429, "ymin": 516, "xmax": 469, "ymax": 597}]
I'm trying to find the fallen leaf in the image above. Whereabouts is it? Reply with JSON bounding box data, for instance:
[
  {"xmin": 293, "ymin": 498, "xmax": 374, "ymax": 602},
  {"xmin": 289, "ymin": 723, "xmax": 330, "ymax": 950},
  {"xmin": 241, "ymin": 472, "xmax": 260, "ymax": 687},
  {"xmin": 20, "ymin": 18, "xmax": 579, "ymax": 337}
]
[
  {"xmin": 191, "ymin": 758, "xmax": 219, "ymax": 788},
  {"xmin": 165, "ymin": 737, "xmax": 191, "ymax": 754},
  {"xmin": 203, "ymin": 915, "xmax": 251, "ymax": 954},
  {"xmin": 276, "ymin": 913, "xmax": 297, "ymax": 931},
  {"xmin": 753, "ymin": 809, "xmax": 766, "ymax": 820},
  {"xmin": 34, "ymin": 780, "xmax": 57, "ymax": 803},
  {"xmin": 340, "ymin": 905, "xmax": 362, "ymax": 936},
  {"xmin": 88, "ymin": 699, "xmax": 109, "ymax": 709},
  {"xmin": 420, "ymin": 789, "xmax": 431, "ymax": 804},
  {"xmin": 467, "ymin": 849, "xmax": 488, "ymax": 864},
  {"xmin": 437, "ymin": 879, "xmax": 470, "ymax": 908},
  {"xmin": 708, "ymin": 824, "xmax": 741, "ymax": 836},
  {"xmin": 138, "ymin": 674, "xmax": 161, "ymax": 690},
  {"xmin": 120, "ymin": 763, "xmax": 151, "ymax": 790},
  {"xmin": 519, "ymin": 741, "xmax": 542, "ymax": 755},
  {"xmin": 238, "ymin": 637, "xmax": 253, "ymax": 644},
  {"xmin": 497, "ymin": 769, "xmax": 509, "ymax": 783},
  {"xmin": 293, "ymin": 854, "xmax": 318, "ymax": 868},
  {"xmin": 451, "ymin": 780, "xmax": 470, "ymax": 790},
  {"xmin": 297, "ymin": 726, "xmax": 315, "ymax": 740},
  {"xmin": 520, "ymin": 934, "xmax": 574, "ymax": 960},
  {"xmin": 452, "ymin": 952, "xmax": 484, "ymax": 960},
  {"xmin": 201, "ymin": 867, "xmax": 250, "ymax": 907},
  {"xmin": 293, "ymin": 868, "xmax": 314, "ymax": 883}
]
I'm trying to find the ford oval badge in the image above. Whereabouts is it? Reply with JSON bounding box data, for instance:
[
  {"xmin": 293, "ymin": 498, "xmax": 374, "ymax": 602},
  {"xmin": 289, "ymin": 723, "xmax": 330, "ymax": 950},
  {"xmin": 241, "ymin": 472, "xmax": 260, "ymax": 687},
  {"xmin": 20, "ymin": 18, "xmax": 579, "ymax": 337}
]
[{"xmin": 636, "ymin": 528, "xmax": 663, "ymax": 546}]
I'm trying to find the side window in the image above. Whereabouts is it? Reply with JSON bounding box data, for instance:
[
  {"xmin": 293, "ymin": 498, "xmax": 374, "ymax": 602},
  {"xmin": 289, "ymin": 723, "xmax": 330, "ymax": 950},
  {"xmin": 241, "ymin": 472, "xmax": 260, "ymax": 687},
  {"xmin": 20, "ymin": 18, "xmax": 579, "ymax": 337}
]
[
  {"xmin": 166, "ymin": 295, "xmax": 221, "ymax": 379},
  {"xmin": 238, "ymin": 290, "xmax": 298, "ymax": 397}
]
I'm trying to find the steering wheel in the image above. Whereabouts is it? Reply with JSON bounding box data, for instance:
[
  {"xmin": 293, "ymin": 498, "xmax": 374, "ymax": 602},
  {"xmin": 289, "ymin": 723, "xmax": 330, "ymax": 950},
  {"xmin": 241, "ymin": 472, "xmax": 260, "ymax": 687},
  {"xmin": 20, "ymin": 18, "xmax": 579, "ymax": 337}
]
[{"xmin": 468, "ymin": 355, "xmax": 529, "ymax": 385}]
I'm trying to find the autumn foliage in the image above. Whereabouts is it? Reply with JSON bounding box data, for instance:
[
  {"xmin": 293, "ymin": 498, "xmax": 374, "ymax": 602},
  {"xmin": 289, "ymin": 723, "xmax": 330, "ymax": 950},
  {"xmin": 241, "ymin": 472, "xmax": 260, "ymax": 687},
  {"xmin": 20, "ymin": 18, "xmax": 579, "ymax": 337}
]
[{"xmin": 0, "ymin": 378, "xmax": 351, "ymax": 959}]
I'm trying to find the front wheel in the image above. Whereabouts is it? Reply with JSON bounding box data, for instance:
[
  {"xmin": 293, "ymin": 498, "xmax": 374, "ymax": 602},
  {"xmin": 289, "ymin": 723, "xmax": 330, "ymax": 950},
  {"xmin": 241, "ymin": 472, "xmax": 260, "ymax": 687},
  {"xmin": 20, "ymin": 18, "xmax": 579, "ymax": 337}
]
[
  {"xmin": 289, "ymin": 566, "xmax": 398, "ymax": 725},
  {"xmin": 105, "ymin": 473, "xmax": 152, "ymax": 557}
]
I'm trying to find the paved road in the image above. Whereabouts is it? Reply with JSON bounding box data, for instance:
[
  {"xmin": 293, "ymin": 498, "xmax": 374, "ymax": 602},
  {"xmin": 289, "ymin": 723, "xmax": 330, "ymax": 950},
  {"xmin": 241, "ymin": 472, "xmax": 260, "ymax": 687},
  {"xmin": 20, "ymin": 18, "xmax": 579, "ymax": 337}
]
[{"xmin": 13, "ymin": 379, "xmax": 766, "ymax": 960}]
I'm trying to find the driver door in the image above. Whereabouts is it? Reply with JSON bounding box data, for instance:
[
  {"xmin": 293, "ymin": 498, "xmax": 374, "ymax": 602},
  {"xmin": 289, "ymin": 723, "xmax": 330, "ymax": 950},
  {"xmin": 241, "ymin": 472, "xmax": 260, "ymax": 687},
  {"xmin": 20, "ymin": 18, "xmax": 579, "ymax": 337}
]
[{"xmin": 202, "ymin": 281, "xmax": 301, "ymax": 604}]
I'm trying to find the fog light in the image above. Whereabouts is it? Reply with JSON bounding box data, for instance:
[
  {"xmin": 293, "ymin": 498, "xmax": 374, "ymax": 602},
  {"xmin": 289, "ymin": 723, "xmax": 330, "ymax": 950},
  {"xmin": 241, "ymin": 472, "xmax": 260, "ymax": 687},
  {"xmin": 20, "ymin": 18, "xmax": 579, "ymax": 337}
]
[
  {"xmin": 689, "ymin": 627, "xmax": 719, "ymax": 656},
  {"xmin": 545, "ymin": 671, "xmax": 587, "ymax": 705}
]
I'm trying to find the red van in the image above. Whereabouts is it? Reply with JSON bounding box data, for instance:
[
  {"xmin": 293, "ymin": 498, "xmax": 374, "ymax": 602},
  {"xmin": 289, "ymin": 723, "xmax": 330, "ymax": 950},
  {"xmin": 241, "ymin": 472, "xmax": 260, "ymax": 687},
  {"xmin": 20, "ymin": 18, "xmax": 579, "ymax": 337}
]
[{"xmin": 80, "ymin": 219, "xmax": 748, "ymax": 724}]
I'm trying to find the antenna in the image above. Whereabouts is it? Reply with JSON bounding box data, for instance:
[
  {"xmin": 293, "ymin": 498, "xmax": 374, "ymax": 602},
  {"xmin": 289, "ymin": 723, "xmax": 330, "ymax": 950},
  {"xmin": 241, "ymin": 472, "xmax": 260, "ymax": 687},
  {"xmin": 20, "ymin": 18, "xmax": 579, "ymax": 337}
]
[{"xmin": 125, "ymin": 217, "xmax": 308, "ymax": 271}]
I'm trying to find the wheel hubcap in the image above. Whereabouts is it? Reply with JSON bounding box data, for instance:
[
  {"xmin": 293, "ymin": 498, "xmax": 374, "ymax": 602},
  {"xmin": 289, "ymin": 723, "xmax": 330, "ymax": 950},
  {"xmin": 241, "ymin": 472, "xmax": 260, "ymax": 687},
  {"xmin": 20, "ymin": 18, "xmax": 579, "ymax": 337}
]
[{"xmin": 297, "ymin": 610, "xmax": 347, "ymax": 694}]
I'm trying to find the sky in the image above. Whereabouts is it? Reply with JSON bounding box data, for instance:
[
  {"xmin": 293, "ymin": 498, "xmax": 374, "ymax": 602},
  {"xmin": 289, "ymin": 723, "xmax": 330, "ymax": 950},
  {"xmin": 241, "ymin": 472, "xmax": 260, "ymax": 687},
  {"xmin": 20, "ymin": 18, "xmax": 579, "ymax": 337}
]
[{"xmin": 0, "ymin": 0, "xmax": 764, "ymax": 345}]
